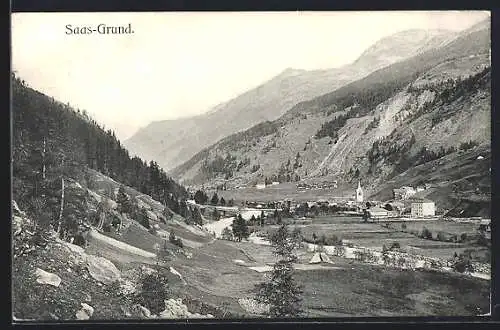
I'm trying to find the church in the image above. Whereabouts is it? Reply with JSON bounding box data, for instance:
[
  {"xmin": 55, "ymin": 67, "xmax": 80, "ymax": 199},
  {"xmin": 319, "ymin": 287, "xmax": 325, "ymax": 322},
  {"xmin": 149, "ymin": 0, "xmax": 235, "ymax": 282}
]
[{"xmin": 356, "ymin": 180, "xmax": 364, "ymax": 203}]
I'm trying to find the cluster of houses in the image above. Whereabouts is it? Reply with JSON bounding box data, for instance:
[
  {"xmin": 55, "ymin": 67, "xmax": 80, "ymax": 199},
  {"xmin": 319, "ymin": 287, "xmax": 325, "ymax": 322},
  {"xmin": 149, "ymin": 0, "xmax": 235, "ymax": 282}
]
[
  {"xmin": 357, "ymin": 181, "xmax": 436, "ymax": 220},
  {"xmin": 227, "ymin": 181, "xmax": 439, "ymax": 221},
  {"xmin": 296, "ymin": 181, "xmax": 338, "ymax": 191}
]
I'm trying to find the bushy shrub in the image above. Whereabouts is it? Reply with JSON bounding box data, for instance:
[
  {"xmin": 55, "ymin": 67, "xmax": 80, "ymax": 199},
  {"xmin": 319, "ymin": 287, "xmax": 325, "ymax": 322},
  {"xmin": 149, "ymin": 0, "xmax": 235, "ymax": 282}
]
[
  {"xmin": 221, "ymin": 227, "xmax": 233, "ymax": 241},
  {"xmin": 334, "ymin": 245, "xmax": 345, "ymax": 257},
  {"xmin": 420, "ymin": 227, "xmax": 432, "ymax": 239},
  {"xmin": 169, "ymin": 231, "xmax": 183, "ymax": 248},
  {"xmin": 390, "ymin": 242, "xmax": 400, "ymax": 250},
  {"xmin": 452, "ymin": 258, "xmax": 474, "ymax": 273},
  {"xmin": 437, "ymin": 231, "xmax": 447, "ymax": 241},
  {"xmin": 137, "ymin": 271, "xmax": 169, "ymax": 315}
]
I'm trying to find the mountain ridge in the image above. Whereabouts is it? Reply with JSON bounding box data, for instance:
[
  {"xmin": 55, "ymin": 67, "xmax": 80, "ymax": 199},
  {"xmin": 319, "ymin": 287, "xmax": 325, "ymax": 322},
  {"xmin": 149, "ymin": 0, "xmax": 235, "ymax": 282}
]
[
  {"xmin": 168, "ymin": 20, "xmax": 490, "ymax": 217},
  {"xmin": 124, "ymin": 28, "xmax": 459, "ymax": 171}
]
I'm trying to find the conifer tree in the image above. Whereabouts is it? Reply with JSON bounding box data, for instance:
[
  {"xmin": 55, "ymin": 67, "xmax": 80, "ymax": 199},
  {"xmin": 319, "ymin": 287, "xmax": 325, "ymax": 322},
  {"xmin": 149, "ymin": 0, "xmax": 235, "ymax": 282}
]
[
  {"xmin": 255, "ymin": 223, "xmax": 303, "ymax": 317},
  {"xmin": 232, "ymin": 214, "xmax": 249, "ymax": 241},
  {"xmin": 210, "ymin": 192, "xmax": 219, "ymax": 206},
  {"xmin": 116, "ymin": 185, "xmax": 131, "ymax": 215}
]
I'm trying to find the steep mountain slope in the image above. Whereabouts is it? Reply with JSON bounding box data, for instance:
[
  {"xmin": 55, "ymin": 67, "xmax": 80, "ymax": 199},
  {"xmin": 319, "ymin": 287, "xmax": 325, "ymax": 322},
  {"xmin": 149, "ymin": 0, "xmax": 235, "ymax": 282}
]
[
  {"xmin": 170, "ymin": 20, "xmax": 490, "ymax": 215},
  {"xmin": 11, "ymin": 75, "xmax": 241, "ymax": 320},
  {"xmin": 11, "ymin": 73, "xmax": 206, "ymax": 246},
  {"xmin": 124, "ymin": 29, "xmax": 456, "ymax": 171}
]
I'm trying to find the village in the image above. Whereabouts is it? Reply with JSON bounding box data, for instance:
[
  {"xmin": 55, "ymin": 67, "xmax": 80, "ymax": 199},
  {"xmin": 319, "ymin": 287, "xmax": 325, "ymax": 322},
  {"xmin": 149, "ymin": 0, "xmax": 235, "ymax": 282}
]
[
  {"xmin": 192, "ymin": 180, "xmax": 490, "ymax": 231},
  {"xmin": 183, "ymin": 179, "xmax": 491, "ymax": 285}
]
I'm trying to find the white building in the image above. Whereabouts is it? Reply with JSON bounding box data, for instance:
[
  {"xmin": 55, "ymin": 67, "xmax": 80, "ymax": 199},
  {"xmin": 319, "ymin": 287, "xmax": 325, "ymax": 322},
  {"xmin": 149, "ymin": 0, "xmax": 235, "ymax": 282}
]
[
  {"xmin": 356, "ymin": 180, "xmax": 364, "ymax": 203},
  {"xmin": 411, "ymin": 199, "xmax": 436, "ymax": 217},
  {"xmin": 255, "ymin": 183, "xmax": 266, "ymax": 189}
]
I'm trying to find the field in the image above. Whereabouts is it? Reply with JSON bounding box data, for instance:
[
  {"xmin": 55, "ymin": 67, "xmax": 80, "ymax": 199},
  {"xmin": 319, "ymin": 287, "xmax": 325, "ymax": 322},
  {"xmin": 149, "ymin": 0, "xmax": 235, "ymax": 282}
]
[
  {"xmin": 258, "ymin": 216, "xmax": 489, "ymax": 261},
  {"xmin": 167, "ymin": 239, "xmax": 490, "ymax": 317}
]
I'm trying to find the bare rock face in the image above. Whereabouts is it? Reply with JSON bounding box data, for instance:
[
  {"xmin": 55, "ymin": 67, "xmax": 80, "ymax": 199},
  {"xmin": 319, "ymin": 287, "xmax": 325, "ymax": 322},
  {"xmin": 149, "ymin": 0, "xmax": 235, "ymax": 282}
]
[
  {"xmin": 75, "ymin": 303, "xmax": 94, "ymax": 320},
  {"xmin": 34, "ymin": 268, "xmax": 61, "ymax": 287},
  {"xmin": 86, "ymin": 255, "xmax": 121, "ymax": 284}
]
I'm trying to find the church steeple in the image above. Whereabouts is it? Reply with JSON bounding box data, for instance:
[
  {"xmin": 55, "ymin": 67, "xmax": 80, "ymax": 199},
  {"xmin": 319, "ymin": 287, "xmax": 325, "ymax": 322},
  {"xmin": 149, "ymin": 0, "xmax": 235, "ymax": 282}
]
[{"xmin": 356, "ymin": 180, "xmax": 364, "ymax": 203}]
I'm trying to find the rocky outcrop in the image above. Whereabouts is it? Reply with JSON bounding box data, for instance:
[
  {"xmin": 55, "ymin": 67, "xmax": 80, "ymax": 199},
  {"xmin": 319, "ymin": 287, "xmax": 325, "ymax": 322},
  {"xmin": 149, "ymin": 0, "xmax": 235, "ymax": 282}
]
[
  {"xmin": 86, "ymin": 255, "xmax": 121, "ymax": 284},
  {"xmin": 158, "ymin": 298, "xmax": 214, "ymax": 319},
  {"xmin": 130, "ymin": 304, "xmax": 152, "ymax": 319}
]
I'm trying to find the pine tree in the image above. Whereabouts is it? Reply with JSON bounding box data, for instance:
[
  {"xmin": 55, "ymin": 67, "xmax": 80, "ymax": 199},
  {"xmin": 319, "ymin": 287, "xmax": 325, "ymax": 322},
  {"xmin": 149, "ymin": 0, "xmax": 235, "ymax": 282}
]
[
  {"xmin": 138, "ymin": 207, "xmax": 150, "ymax": 229},
  {"xmin": 210, "ymin": 192, "xmax": 219, "ymax": 206},
  {"xmin": 220, "ymin": 197, "xmax": 226, "ymax": 206},
  {"xmin": 194, "ymin": 190, "xmax": 208, "ymax": 205},
  {"xmin": 255, "ymin": 223, "xmax": 303, "ymax": 317},
  {"xmin": 250, "ymin": 214, "xmax": 256, "ymax": 226},
  {"xmin": 116, "ymin": 185, "xmax": 131, "ymax": 215},
  {"xmin": 232, "ymin": 214, "xmax": 249, "ymax": 242}
]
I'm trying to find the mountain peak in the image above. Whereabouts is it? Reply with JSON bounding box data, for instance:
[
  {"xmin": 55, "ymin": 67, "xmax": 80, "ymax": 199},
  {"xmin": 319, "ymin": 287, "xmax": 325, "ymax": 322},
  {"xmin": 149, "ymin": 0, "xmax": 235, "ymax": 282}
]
[
  {"xmin": 463, "ymin": 18, "xmax": 490, "ymax": 34},
  {"xmin": 280, "ymin": 67, "xmax": 307, "ymax": 77},
  {"xmin": 353, "ymin": 28, "xmax": 455, "ymax": 69}
]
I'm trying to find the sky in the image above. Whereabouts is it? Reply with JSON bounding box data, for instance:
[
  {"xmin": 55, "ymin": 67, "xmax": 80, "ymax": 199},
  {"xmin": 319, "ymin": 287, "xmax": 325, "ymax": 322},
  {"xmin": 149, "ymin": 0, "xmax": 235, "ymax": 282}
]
[{"xmin": 11, "ymin": 11, "xmax": 489, "ymax": 140}]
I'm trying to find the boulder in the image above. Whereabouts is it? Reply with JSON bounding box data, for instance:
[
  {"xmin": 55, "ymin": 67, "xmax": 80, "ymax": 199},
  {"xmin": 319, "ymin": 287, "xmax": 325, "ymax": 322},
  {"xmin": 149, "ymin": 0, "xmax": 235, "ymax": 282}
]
[
  {"xmin": 64, "ymin": 242, "xmax": 86, "ymax": 255},
  {"xmin": 158, "ymin": 298, "xmax": 214, "ymax": 319},
  {"xmin": 130, "ymin": 304, "xmax": 152, "ymax": 319},
  {"xmin": 146, "ymin": 210, "xmax": 158, "ymax": 222},
  {"xmin": 86, "ymin": 255, "xmax": 121, "ymax": 284},
  {"xmin": 12, "ymin": 200, "xmax": 25, "ymax": 216},
  {"xmin": 119, "ymin": 279, "xmax": 137, "ymax": 295},
  {"xmin": 75, "ymin": 303, "xmax": 94, "ymax": 320},
  {"xmin": 140, "ymin": 265, "xmax": 155, "ymax": 275},
  {"xmin": 12, "ymin": 216, "xmax": 23, "ymax": 236},
  {"xmin": 238, "ymin": 298, "xmax": 270, "ymax": 315},
  {"xmin": 34, "ymin": 268, "xmax": 61, "ymax": 287},
  {"xmin": 169, "ymin": 267, "xmax": 185, "ymax": 284},
  {"xmin": 160, "ymin": 298, "xmax": 189, "ymax": 318}
]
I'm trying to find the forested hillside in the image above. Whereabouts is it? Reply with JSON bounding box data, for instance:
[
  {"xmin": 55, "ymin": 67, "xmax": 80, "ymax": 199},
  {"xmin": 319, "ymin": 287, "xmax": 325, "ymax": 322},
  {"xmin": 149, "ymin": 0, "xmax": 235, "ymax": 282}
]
[{"xmin": 12, "ymin": 73, "xmax": 188, "ymax": 238}]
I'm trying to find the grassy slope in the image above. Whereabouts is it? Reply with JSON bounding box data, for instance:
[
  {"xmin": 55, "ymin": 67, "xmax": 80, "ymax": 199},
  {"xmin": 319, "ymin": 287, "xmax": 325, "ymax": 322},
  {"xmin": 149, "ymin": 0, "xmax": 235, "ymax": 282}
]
[
  {"xmin": 297, "ymin": 261, "xmax": 489, "ymax": 316},
  {"xmin": 87, "ymin": 168, "xmax": 212, "ymax": 246}
]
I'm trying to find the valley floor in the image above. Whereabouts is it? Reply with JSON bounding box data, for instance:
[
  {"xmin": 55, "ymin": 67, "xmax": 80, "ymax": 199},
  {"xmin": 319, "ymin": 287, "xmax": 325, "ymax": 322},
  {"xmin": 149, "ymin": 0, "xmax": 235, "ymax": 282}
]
[{"xmin": 13, "ymin": 203, "xmax": 490, "ymax": 320}]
